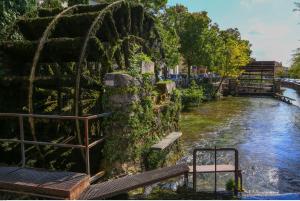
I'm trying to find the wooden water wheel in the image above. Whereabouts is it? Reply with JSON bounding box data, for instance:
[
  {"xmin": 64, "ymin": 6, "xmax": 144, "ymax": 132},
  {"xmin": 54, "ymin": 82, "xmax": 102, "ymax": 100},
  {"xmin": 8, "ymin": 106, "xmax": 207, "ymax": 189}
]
[{"xmin": 0, "ymin": 1, "xmax": 163, "ymax": 170}]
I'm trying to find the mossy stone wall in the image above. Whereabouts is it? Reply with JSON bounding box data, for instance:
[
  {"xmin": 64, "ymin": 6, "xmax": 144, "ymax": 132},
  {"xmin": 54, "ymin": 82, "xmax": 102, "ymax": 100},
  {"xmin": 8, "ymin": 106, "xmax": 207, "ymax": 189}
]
[{"xmin": 101, "ymin": 72, "xmax": 182, "ymax": 176}]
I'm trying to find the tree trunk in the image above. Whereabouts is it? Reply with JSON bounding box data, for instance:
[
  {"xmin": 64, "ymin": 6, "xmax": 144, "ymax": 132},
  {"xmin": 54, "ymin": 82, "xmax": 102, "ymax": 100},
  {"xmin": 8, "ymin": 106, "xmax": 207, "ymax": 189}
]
[
  {"xmin": 187, "ymin": 61, "xmax": 191, "ymax": 86},
  {"xmin": 213, "ymin": 76, "xmax": 226, "ymax": 98}
]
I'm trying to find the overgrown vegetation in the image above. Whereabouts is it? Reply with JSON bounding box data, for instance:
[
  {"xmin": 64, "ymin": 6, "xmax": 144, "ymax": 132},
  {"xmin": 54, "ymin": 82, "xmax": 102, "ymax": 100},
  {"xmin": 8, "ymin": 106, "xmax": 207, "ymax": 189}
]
[
  {"xmin": 102, "ymin": 73, "xmax": 182, "ymax": 174},
  {"xmin": 289, "ymin": 2, "xmax": 300, "ymax": 78},
  {"xmin": 181, "ymin": 80, "xmax": 204, "ymax": 109},
  {"xmin": 289, "ymin": 48, "xmax": 300, "ymax": 78}
]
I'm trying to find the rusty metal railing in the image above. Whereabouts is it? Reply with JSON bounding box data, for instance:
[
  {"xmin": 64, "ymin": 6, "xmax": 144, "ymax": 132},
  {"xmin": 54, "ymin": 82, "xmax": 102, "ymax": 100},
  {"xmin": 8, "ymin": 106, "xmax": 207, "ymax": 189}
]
[
  {"xmin": 192, "ymin": 147, "xmax": 240, "ymax": 196},
  {"xmin": 0, "ymin": 112, "xmax": 111, "ymax": 182}
]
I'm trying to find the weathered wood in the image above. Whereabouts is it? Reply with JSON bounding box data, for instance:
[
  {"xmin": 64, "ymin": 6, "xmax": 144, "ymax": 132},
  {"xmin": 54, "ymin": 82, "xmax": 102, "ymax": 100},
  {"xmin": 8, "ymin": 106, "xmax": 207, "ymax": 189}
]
[
  {"xmin": 274, "ymin": 93, "xmax": 296, "ymax": 101},
  {"xmin": 0, "ymin": 37, "xmax": 104, "ymax": 63},
  {"xmin": 37, "ymin": 3, "xmax": 109, "ymax": 17},
  {"xmin": 151, "ymin": 132, "xmax": 182, "ymax": 151},
  {"xmin": 0, "ymin": 167, "xmax": 89, "ymax": 199},
  {"xmin": 79, "ymin": 164, "xmax": 189, "ymax": 200},
  {"xmin": 18, "ymin": 4, "xmax": 145, "ymax": 40},
  {"xmin": 188, "ymin": 165, "xmax": 236, "ymax": 173},
  {"xmin": 0, "ymin": 76, "xmax": 102, "ymax": 90}
]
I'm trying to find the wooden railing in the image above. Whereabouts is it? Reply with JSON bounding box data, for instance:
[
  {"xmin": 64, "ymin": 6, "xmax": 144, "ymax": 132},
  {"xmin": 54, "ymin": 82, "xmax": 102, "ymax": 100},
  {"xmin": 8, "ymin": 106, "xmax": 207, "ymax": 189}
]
[{"xmin": 0, "ymin": 112, "xmax": 111, "ymax": 182}]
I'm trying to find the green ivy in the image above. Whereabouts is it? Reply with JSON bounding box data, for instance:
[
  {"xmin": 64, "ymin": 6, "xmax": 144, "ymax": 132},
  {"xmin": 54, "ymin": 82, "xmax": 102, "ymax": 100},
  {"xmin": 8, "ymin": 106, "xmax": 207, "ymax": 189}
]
[{"xmin": 102, "ymin": 73, "xmax": 182, "ymax": 174}]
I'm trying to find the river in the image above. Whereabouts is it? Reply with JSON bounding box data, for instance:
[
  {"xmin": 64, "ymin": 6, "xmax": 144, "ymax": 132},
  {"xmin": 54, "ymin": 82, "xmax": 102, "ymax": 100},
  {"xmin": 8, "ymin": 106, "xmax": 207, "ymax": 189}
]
[{"xmin": 180, "ymin": 88, "xmax": 300, "ymax": 195}]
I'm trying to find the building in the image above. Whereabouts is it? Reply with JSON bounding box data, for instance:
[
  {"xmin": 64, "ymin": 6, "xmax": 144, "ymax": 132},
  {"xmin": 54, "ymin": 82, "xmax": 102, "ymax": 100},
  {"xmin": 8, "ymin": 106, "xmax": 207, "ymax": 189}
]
[{"xmin": 240, "ymin": 61, "xmax": 284, "ymax": 77}]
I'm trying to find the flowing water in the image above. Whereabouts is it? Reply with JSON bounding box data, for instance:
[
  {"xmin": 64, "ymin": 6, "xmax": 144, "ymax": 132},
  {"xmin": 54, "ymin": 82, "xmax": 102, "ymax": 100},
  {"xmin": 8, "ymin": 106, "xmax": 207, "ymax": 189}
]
[{"xmin": 180, "ymin": 88, "xmax": 300, "ymax": 195}]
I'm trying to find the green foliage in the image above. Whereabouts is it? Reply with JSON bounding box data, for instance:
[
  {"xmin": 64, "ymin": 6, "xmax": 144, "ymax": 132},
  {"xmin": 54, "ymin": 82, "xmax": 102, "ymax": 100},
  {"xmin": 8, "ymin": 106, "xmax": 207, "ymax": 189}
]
[
  {"xmin": 294, "ymin": 2, "xmax": 300, "ymax": 12},
  {"xmin": 39, "ymin": 0, "xmax": 65, "ymax": 8},
  {"xmin": 157, "ymin": 14, "xmax": 180, "ymax": 69},
  {"xmin": 68, "ymin": 0, "xmax": 89, "ymax": 6},
  {"xmin": 128, "ymin": 44, "xmax": 152, "ymax": 77},
  {"xmin": 216, "ymin": 28, "xmax": 252, "ymax": 78},
  {"xmin": 226, "ymin": 179, "xmax": 235, "ymax": 191},
  {"xmin": 101, "ymin": 0, "xmax": 167, "ymax": 13},
  {"xmin": 289, "ymin": 49, "xmax": 300, "ymax": 78},
  {"xmin": 0, "ymin": 0, "xmax": 36, "ymax": 40},
  {"xmin": 164, "ymin": 5, "xmax": 252, "ymax": 81},
  {"xmin": 181, "ymin": 80, "xmax": 204, "ymax": 108},
  {"xmin": 102, "ymin": 75, "xmax": 182, "ymax": 173},
  {"xmin": 178, "ymin": 11, "xmax": 211, "ymax": 78}
]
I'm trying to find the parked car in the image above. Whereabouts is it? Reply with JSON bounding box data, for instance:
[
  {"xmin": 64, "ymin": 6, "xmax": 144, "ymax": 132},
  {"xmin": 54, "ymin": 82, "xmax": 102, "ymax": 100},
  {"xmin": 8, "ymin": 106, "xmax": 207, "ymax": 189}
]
[{"xmin": 169, "ymin": 74, "xmax": 183, "ymax": 82}]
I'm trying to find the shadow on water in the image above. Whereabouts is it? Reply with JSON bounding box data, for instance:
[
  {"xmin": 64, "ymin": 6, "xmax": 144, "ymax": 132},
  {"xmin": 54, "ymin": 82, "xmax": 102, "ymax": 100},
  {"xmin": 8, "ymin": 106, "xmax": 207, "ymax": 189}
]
[{"xmin": 180, "ymin": 88, "xmax": 300, "ymax": 195}]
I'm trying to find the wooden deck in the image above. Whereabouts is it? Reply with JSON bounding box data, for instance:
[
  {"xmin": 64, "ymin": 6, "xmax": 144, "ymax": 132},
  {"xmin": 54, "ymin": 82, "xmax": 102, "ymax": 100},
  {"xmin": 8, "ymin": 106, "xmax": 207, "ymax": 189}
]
[
  {"xmin": 189, "ymin": 165, "xmax": 236, "ymax": 173},
  {"xmin": 0, "ymin": 167, "xmax": 89, "ymax": 199},
  {"xmin": 79, "ymin": 164, "xmax": 189, "ymax": 200},
  {"xmin": 151, "ymin": 132, "xmax": 182, "ymax": 151}
]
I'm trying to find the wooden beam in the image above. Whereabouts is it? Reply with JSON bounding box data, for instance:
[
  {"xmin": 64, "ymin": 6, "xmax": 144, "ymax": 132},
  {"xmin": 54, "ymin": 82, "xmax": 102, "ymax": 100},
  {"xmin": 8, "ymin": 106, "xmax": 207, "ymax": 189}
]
[
  {"xmin": 79, "ymin": 164, "xmax": 189, "ymax": 200},
  {"xmin": 0, "ymin": 167, "xmax": 89, "ymax": 199}
]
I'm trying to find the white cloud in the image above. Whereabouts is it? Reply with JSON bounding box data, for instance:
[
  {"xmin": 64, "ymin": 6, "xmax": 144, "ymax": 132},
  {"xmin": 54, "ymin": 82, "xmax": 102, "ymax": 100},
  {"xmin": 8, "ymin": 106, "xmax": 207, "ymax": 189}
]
[
  {"xmin": 244, "ymin": 20, "xmax": 300, "ymax": 66},
  {"xmin": 240, "ymin": 0, "xmax": 273, "ymax": 8}
]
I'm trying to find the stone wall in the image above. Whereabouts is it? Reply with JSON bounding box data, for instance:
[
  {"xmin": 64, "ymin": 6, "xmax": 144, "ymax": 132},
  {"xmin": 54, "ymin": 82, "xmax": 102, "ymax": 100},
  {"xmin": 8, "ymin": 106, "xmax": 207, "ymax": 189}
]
[{"xmin": 101, "ymin": 72, "xmax": 182, "ymax": 176}]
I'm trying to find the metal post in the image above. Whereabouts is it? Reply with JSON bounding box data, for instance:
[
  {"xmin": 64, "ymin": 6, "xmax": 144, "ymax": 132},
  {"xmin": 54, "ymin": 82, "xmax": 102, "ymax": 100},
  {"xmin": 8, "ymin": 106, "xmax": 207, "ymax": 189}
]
[
  {"xmin": 193, "ymin": 149, "xmax": 197, "ymax": 192},
  {"xmin": 214, "ymin": 146, "xmax": 217, "ymax": 196},
  {"xmin": 184, "ymin": 172, "xmax": 189, "ymax": 188},
  {"xmin": 239, "ymin": 170, "xmax": 243, "ymax": 192},
  {"xmin": 234, "ymin": 150, "xmax": 239, "ymax": 196},
  {"xmin": 19, "ymin": 116, "xmax": 25, "ymax": 167},
  {"xmin": 84, "ymin": 119, "xmax": 90, "ymax": 176}
]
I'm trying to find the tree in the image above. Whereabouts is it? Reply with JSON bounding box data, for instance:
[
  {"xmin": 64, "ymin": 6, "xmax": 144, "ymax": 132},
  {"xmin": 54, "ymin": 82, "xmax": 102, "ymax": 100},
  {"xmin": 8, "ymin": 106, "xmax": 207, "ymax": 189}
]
[
  {"xmin": 0, "ymin": 0, "xmax": 36, "ymax": 40},
  {"xmin": 178, "ymin": 11, "xmax": 211, "ymax": 80},
  {"xmin": 156, "ymin": 22, "xmax": 180, "ymax": 71},
  {"xmin": 212, "ymin": 28, "xmax": 251, "ymax": 95},
  {"xmin": 289, "ymin": 49, "xmax": 300, "ymax": 78},
  {"xmin": 294, "ymin": 1, "xmax": 300, "ymax": 11},
  {"xmin": 158, "ymin": 7, "xmax": 182, "ymax": 74},
  {"xmin": 100, "ymin": 0, "xmax": 167, "ymax": 13},
  {"xmin": 165, "ymin": 7, "xmax": 228, "ymax": 80},
  {"xmin": 290, "ymin": 2, "xmax": 300, "ymax": 78}
]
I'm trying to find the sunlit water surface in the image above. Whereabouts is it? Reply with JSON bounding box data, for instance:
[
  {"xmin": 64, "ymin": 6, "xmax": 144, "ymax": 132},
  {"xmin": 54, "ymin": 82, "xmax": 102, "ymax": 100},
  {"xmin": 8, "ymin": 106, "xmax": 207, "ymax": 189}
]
[{"xmin": 180, "ymin": 88, "xmax": 300, "ymax": 195}]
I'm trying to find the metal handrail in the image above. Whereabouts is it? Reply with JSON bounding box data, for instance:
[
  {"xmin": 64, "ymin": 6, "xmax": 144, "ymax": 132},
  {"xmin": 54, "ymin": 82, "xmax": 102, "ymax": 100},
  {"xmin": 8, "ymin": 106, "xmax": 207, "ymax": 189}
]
[
  {"xmin": 0, "ymin": 112, "xmax": 111, "ymax": 120},
  {"xmin": 192, "ymin": 147, "xmax": 239, "ymax": 196},
  {"xmin": 0, "ymin": 112, "xmax": 111, "ymax": 180}
]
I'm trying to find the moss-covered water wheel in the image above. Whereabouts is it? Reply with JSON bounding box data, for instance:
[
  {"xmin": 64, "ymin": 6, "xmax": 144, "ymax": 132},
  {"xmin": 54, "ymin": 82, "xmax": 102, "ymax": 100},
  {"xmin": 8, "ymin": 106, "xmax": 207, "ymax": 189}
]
[{"xmin": 0, "ymin": 1, "xmax": 163, "ymax": 173}]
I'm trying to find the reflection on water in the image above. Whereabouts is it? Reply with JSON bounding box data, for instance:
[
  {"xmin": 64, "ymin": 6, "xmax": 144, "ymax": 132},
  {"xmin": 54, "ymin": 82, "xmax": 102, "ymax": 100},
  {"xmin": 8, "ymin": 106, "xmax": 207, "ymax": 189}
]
[{"xmin": 180, "ymin": 88, "xmax": 300, "ymax": 195}]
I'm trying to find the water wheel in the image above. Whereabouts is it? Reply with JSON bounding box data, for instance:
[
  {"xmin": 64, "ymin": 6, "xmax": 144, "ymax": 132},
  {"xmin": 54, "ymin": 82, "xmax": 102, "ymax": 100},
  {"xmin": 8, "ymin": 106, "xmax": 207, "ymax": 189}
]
[{"xmin": 0, "ymin": 1, "xmax": 162, "ymax": 171}]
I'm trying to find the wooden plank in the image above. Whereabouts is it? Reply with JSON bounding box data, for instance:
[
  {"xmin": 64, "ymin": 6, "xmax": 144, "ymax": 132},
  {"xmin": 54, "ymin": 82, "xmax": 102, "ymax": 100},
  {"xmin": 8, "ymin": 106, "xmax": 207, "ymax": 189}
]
[
  {"xmin": 80, "ymin": 164, "xmax": 189, "ymax": 200},
  {"xmin": 151, "ymin": 132, "xmax": 182, "ymax": 151},
  {"xmin": 274, "ymin": 93, "xmax": 296, "ymax": 101},
  {"xmin": 189, "ymin": 165, "xmax": 236, "ymax": 173},
  {"xmin": 0, "ymin": 167, "xmax": 89, "ymax": 199}
]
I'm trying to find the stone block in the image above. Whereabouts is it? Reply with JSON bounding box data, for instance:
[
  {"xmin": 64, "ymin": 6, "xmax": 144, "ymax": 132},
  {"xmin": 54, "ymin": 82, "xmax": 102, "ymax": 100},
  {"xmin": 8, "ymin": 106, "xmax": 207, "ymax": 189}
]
[
  {"xmin": 156, "ymin": 81, "xmax": 176, "ymax": 95},
  {"xmin": 141, "ymin": 61, "xmax": 155, "ymax": 74},
  {"xmin": 104, "ymin": 73, "xmax": 138, "ymax": 88}
]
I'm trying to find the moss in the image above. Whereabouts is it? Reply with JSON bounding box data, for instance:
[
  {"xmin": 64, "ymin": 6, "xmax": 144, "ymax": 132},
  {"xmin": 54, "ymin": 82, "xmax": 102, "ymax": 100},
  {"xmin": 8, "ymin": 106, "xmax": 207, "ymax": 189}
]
[
  {"xmin": 0, "ymin": 37, "xmax": 104, "ymax": 62},
  {"xmin": 37, "ymin": 3, "xmax": 110, "ymax": 17},
  {"xmin": 180, "ymin": 97, "xmax": 250, "ymax": 141},
  {"xmin": 144, "ymin": 187, "xmax": 238, "ymax": 200},
  {"xmin": 156, "ymin": 80, "xmax": 173, "ymax": 84},
  {"xmin": 102, "ymin": 74, "xmax": 182, "ymax": 175}
]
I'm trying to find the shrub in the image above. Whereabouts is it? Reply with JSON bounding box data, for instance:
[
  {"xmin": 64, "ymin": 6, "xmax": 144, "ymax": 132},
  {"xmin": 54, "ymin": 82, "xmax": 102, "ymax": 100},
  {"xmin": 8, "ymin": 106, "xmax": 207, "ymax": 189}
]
[
  {"xmin": 181, "ymin": 80, "xmax": 204, "ymax": 108},
  {"xmin": 225, "ymin": 179, "xmax": 235, "ymax": 191}
]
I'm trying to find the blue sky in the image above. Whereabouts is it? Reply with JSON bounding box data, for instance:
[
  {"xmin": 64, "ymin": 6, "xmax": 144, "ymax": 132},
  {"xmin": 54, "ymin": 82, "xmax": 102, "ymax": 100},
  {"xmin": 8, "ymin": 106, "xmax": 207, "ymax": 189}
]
[{"xmin": 167, "ymin": 0, "xmax": 300, "ymax": 67}]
